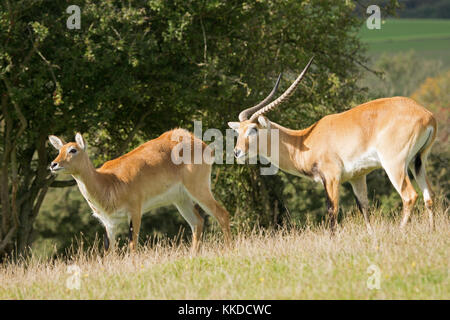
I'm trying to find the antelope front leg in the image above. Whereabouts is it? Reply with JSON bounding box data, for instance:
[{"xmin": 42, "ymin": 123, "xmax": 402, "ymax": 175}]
[
  {"xmin": 104, "ymin": 226, "xmax": 116, "ymax": 253},
  {"xmin": 104, "ymin": 232, "xmax": 110, "ymax": 251},
  {"xmin": 323, "ymin": 177, "xmax": 340, "ymax": 235},
  {"xmin": 129, "ymin": 210, "xmax": 141, "ymax": 252}
]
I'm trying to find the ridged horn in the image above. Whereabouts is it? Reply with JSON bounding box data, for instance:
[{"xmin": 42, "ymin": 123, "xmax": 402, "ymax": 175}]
[
  {"xmin": 249, "ymin": 56, "xmax": 314, "ymax": 122},
  {"xmin": 238, "ymin": 73, "xmax": 282, "ymax": 122}
]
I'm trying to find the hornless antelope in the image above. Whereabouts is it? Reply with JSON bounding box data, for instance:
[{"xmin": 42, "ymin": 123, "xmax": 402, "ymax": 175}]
[
  {"xmin": 228, "ymin": 57, "xmax": 437, "ymax": 233},
  {"xmin": 48, "ymin": 129, "xmax": 231, "ymax": 252}
]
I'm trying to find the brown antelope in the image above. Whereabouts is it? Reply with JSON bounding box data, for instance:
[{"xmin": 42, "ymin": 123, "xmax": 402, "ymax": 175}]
[
  {"xmin": 48, "ymin": 129, "xmax": 231, "ymax": 252},
  {"xmin": 228, "ymin": 57, "xmax": 437, "ymax": 234}
]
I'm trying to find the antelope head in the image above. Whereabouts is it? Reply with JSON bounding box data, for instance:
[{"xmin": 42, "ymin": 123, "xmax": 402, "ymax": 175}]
[
  {"xmin": 228, "ymin": 57, "xmax": 314, "ymax": 160},
  {"xmin": 48, "ymin": 133, "xmax": 88, "ymax": 175}
]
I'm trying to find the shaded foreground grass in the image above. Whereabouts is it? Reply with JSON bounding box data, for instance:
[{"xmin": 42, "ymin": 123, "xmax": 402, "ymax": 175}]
[{"xmin": 0, "ymin": 200, "xmax": 448, "ymax": 299}]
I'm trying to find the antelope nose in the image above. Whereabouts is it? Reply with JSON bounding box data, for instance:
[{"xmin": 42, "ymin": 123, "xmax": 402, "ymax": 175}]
[
  {"xmin": 50, "ymin": 162, "xmax": 58, "ymax": 169},
  {"xmin": 234, "ymin": 149, "xmax": 242, "ymax": 158}
]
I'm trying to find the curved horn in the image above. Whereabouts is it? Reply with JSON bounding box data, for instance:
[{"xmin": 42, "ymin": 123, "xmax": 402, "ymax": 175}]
[
  {"xmin": 249, "ymin": 56, "xmax": 314, "ymax": 122},
  {"xmin": 238, "ymin": 73, "xmax": 282, "ymax": 122}
]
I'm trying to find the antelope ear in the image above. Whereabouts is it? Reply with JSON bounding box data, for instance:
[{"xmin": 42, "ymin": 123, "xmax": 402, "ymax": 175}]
[
  {"xmin": 228, "ymin": 122, "xmax": 240, "ymax": 131},
  {"xmin": 75, "ymin": 132, "xmax": 86, "ymax": 150},
  {"xmin": 48, "ymin": 135, "xmax": 64, "ymax": 150},
  {"xmin": 258, "ymin": 116, "xmax": 269, "ymax": 128}
]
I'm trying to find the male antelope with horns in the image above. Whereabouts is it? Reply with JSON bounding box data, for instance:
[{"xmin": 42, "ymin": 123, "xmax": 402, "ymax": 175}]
[
  {"xmin": 48, "ymin": 130, "xmax": 231, "ymax": 252},
  {"xmin": 228, "ymin": 57, "xmax": 437, "ymax": 234}
]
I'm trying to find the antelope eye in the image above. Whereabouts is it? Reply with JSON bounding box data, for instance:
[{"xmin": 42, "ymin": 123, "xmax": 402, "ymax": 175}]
[{"xmin": 69, "ymin": 148, "xmax": 77, "ymax": 154}]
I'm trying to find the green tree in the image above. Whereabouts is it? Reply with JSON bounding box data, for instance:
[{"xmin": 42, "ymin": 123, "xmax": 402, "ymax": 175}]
[{"xmin": 1, "ymin": 0, "xmax": 380, "ymax": 258}]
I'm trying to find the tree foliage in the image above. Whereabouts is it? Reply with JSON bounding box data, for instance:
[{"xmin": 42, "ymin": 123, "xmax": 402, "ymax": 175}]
[{"xmin": 1, "ymin": 0, "xmax": 379, "ymax": 257}]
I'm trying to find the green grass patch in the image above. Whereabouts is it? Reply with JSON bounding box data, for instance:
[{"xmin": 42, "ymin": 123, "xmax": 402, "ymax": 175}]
[
  {"xmin": 0, "ymin": 202, "xmax": 448, "ymax": 299},
  {"xmin": 359, "ymin": 19, "xmax": 450, "ymax": 65}
]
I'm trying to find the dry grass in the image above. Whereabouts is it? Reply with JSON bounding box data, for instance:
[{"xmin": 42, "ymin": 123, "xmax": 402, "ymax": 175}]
[{"xmin": 0, "ymin": 200, "xmax": 449, "ymax": 299}]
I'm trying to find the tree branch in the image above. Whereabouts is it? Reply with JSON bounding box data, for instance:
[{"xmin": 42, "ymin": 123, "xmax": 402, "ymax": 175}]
[
  {"xmin": 2, "ymin": 78, "xmax": 27, "ymax": 136},
  {"xmin": 0, "ymin": 226, "xmax": 16, "ymax": 255},
  {"xmin": 200, "ymin": 15, "xmax": 208, "ymax": 67},
  {"xmin": 0, "ymin": 94, "xmax": 13, "ymax": 235}
]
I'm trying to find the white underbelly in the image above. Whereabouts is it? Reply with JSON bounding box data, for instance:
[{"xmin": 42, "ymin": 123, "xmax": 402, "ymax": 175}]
[
  {"xmin": 342, "ymin": 148, "xmax": 381, "ymax": 181},
  {"xmin": 99, "ymin": 184, "xmax": 183, "ymax": 222},
  {"xmin": 77, "ymin": 178, "xmax": 183, "ymax": 229},
  {"xmin": 141, "ymin": 184, "xmax": 182, "ymax": 214},
  {"xmin": 93, "ymin": 209, "xmax": 128, "ymax": 230}
]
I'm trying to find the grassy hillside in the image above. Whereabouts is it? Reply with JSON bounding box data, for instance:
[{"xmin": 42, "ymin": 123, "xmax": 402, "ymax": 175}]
[
  {"xmin": 1, "ymin": 200, "xmax": 448, "ymax": 299},
  {"xmin": 359, "ymin": 19, "xmax": 450, "ymax": 65}
]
